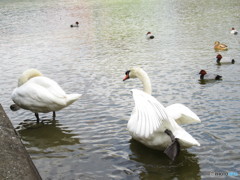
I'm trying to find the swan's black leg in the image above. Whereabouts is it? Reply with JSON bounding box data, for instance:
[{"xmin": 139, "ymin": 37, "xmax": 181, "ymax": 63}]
[
  {"xmin": 35, "ymin": 113, "xmax": 40, "ymax": 123},
  {"xmin": 53, "ymin": 111, "xmax": 56, "ymax": 120},
  {"xmin": 164, "ymin": 129, "xmax": 180, "ymax": 161}
]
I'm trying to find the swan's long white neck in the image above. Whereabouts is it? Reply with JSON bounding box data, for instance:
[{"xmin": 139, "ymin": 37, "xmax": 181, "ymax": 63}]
[
  {"xmin": 18, "ymin": 69, "xmax": 43, "ymax": 86},
  {"xmin": 135, "ymin": 69, "xmax": 152, "ymax": 95}
]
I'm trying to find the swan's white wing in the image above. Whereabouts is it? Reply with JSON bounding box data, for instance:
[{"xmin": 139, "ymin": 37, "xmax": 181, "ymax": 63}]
[
  {"xmin": 165, "ymin": 103, "xmax": 201, "ymax": 125},
  {"xmin": 31, "ymin": 77, "xmax": 67, "ymax": 98},
  {"xmin": 32, "ymin": 77, "xmax": 82, "ymax": 105},
  {"xmin": 127, "ymin": 89, "xmax": 170, "ymax": 138}
]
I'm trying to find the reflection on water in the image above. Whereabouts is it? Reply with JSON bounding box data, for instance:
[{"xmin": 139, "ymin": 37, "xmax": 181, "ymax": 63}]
[
  {"xmin": 129, "ymin": 139, "xmax": 201, "ymax": 179},
  {"xmin": 1, "ymin": 0, "xmax": 240, "ymax": 179},
  {"xmin": 198, "ymin": 79, "xmax": 222, "ymax": 85},
  {"xmin": 17, "ymin": 119, "xmax": 80, "ymax": 156}
]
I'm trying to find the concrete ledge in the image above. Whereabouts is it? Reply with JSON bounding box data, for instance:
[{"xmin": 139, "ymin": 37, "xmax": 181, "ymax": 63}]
[{"xmin": 0, "ymin": 104, "xmax": 41, "ymax": 180}]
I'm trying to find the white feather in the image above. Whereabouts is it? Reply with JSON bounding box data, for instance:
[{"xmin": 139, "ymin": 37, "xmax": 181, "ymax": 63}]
[
  {"xmin": 128, "ymin": 89, "xmax": 169, "ymax": 138},
  {"xmin": 127, "ymin": 89, "xmax": 200, "ymax": 148},
  {"xmin": 124, "ymin": 67, "xmax": 201, "ymax": 150},
  {"xmin": 165, "ymin": 103, "xmax": 201, "ymax": 125},
  {"xmin": 12, "ymin": 69, "xmax": 81, "ymax": 114}
]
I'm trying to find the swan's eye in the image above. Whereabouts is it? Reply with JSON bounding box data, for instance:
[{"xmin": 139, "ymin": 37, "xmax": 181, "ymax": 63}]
[{"xmin": 125, "ymin": 70, "xmax": 130, "ymax": 75}]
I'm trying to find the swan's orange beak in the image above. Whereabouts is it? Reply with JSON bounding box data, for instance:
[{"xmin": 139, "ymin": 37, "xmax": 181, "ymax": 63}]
[{"xmin": 123, "ymin": 75, "xmax": 129, "ymax": 81}]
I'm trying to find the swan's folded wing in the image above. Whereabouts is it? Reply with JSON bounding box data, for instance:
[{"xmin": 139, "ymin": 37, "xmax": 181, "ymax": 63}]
[
  {"xmin": 165, "ymin": 103, "xmax": 201, "ymax": 125},
  {"xmin": 127, "ymin": 89, "xmax": 169, "ymax": 138},
  {"xmin": 12, "ymin": 81, "xmax": 67, "ymax": 111},
  {"xmin": 31, "ymin": 77, "xmax": 67, "ymax": 99}
]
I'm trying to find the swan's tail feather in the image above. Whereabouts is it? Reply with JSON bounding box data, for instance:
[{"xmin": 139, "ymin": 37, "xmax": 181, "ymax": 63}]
[
  {"xmin": 173, "ymin": 129, "xmax": 200, "ymax": 147},
  {"xmin": 66, "ymin": 94, "xmax": 82, "ymax": 106}
]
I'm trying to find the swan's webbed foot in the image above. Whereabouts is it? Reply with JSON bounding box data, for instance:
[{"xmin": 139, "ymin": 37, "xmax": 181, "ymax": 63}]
[
  {"xmin": 164, "ymin": 138, "xmax": 180, "ymax": 161},
  {"xmin": 35, "ymin": 113, "xmax": 40, "ymax": 123},
  {"xmin": 164, "ymin": 129, "xmax": 180, "ymax": 161}
]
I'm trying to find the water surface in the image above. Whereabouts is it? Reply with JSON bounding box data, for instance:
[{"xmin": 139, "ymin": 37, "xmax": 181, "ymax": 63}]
[{"xmin": 1, "ymin": 0, "xmax": 240, "ymax": 179}]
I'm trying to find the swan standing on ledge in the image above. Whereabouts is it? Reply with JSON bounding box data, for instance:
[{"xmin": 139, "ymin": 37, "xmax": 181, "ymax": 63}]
[
  {"xmin": 123, "ymin": 67, "xmax": 200, "ymax": 160},
  {"xmin": 11, "ymin": 69, "xmax": 82, "ymax": 123}
]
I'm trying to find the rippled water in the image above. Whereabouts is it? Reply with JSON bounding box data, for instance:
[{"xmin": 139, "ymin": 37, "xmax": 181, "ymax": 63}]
[{"xmin": 1, "ymin": 0, "xmax": 240, "ymax": 179}]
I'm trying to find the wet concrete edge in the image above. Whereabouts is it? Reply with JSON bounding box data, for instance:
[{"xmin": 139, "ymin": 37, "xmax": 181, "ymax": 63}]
[{"xmin": 0, "ymin": 104, "xmax": 42, "ymax": 180}]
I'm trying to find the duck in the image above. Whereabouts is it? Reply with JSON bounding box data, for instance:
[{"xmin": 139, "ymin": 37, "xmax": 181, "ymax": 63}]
[
  {"xmin": 11, "ymin": 69, "xmax": 82, "ymax": 123},
  {"xmin": 123, "ymin": 67, "xmax": 200, "ymax": 160},
  {"xmin": 70, "ymin": 22, "xmax": 79, "ymax": 28},
  {"xmin": 214, "ymin": 41, "xmax": 228, "ymax": 51},
  {"xmin": 199, "ymin": 69, "xmax": 222, "ymax": 80},
  {"xmin": 230, "ymin": 27, "xmax": 238, "ymax": 35},
  {"xmin": 216, "ymin": 54, "xmax": 235, "ymax": 65},
  {"xmin": 146, "ymin": 32, "xmax": 154, "ymax": 39}
]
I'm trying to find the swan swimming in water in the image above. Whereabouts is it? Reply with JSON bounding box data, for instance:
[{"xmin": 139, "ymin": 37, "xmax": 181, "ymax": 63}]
[
  {"xmin": 11, "ymin": 69, "xmax": 82, "ymax": 123},
  {"xmin": 123, "ymin": 67, "xmax": 200, "ymax": 160}
]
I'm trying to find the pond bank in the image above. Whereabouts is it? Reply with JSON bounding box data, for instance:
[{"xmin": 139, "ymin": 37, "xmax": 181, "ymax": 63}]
[{"xmin": 0, "ymin": 104, "xmax": 41, "ymax": 180}]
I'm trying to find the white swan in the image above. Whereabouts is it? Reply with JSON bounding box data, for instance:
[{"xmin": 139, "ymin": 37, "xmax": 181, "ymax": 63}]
[
  {"xmin": 123, "ymin": 67, "xmax": 200, "ymax": 160},
  {"xmin": 11, "ymin": 69, "xmax": 82, "ymax": 122}
]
